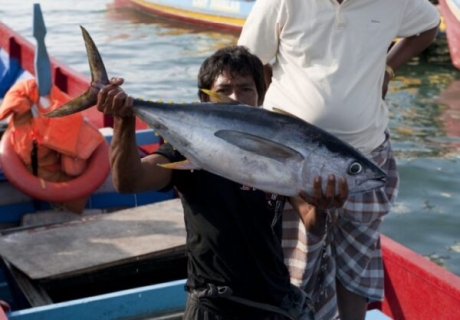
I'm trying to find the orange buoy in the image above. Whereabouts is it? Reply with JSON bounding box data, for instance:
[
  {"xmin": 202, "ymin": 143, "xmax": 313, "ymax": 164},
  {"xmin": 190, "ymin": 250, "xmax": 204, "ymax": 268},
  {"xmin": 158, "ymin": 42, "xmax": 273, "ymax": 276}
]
[{"xmin": 0, "ymin": 128, "xmax": 110, "ymax": 203}]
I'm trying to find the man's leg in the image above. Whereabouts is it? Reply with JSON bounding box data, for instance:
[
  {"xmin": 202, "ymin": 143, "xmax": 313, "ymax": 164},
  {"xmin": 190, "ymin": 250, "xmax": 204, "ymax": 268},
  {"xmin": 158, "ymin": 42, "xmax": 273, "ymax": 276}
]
[
  {"xmin": 333, "ymin": 136, "xmax": 399, "ymax": 320},
  {"xmin": 336, "ymin": 278, "xmax": 367, "ymax": 320}
]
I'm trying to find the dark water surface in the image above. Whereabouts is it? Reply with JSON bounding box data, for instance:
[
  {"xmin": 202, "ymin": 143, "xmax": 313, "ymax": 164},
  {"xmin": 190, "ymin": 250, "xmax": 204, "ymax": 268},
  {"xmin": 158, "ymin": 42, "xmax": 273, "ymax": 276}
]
[{"xmin": 1, "ymin": 0, "xmax": 460, "ymax": 275}]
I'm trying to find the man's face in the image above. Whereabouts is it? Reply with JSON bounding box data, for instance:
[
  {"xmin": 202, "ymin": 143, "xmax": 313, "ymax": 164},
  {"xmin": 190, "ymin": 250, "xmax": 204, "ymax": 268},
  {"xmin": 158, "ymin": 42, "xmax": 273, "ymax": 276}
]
[{"xmin": 211, "ymin": 71, "xmax": 259, "ymax": 107}]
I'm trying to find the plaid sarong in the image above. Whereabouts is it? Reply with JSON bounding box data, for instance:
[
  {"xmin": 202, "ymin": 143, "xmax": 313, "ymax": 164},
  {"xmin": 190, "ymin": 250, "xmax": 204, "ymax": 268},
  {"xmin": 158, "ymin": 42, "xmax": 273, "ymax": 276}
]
[{"xmin": 282, "ymin": 133, "xmax": 399, "ymax": 319}]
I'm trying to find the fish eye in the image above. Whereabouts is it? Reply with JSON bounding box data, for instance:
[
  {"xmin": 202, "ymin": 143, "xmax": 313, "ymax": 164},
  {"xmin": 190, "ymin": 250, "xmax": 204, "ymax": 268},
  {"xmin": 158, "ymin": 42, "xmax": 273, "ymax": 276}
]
[{"xmin": 348, "ymin": 162, "xmax": 363, "ymax": 175}]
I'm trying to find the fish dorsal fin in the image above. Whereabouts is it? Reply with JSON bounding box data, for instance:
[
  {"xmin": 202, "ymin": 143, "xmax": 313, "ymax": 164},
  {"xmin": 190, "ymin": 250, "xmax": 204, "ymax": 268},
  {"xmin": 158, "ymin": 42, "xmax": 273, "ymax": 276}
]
[
  {"xmin": 158, "ymin": 159, "xmax": 201, "ymax": 170},
  {"xmin": 215, "ymin": 130, "xmax": 304, "ymax": 160},
  {"xmin": 201, "ymin": 89, "xmax": 239, "ymax": 104}
]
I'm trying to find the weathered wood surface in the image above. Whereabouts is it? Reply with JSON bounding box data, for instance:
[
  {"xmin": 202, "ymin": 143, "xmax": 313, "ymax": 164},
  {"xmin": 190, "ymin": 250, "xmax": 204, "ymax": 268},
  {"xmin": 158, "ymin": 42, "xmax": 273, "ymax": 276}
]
[
  {"xmin": 1, "ymin": 258, "xmax": 53, "ymax": 307},
  {"xmin": 0, "ymin": 198, "xmax": 186, "ymax": 280}
]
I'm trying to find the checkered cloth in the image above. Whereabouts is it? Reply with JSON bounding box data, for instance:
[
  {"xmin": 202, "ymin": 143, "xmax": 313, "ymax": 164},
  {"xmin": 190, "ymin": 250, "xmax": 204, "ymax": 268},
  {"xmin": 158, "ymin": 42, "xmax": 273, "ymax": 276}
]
[{"xmin": 282, "ymin": 134, "xmax": 399, "ymax": 319}]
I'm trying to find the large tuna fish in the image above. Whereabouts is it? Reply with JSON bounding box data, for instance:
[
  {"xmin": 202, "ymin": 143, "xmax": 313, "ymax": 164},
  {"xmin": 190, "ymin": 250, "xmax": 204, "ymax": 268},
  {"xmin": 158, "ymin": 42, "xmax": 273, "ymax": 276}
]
[{"xmin": 47, "ymin": 27, "xmax": 386, "ymax": 196}]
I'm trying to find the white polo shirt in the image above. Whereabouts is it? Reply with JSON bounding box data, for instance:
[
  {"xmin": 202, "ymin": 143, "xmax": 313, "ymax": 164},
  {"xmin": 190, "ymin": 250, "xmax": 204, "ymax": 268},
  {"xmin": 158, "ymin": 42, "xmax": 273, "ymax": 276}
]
[{"xmin": 238, "ymin": 0, "xmax": 439, "ymax": 154}]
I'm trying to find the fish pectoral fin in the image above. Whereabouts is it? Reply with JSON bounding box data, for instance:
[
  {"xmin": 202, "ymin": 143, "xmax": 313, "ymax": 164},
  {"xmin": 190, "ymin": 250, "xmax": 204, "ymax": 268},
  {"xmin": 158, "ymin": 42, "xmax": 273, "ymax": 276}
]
[
  {"xmin": 157, "ymin": 160, "xmax": 201, "ymax": 170},
  {"xmin": 200, "ymin": 89, "xmax": 239, "ymax": 104},
  {"xmin": 215, "ymin": 130, "xmax": 304, "ymax": 160}
]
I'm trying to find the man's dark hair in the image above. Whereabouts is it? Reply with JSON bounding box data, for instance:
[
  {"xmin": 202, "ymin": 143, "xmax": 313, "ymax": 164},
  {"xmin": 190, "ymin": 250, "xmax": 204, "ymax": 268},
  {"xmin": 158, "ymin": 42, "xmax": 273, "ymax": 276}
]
[{"xmin": 197, "ymin": 45, "xmax": 266, "ymax": 105}]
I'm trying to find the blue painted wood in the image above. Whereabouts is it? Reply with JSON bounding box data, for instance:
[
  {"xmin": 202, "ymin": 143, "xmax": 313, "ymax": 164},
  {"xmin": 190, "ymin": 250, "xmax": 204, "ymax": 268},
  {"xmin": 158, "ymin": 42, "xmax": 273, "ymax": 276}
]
[
  {"xmin": 366, "ymin": 309, "xmax": 392, "ymax": 320},
  {"xmin": 103, "ymin": 128, "xmax": 160, "ymax": 146},
  {"xmin": 86, "ymin": 189, "xmax": 175, "ymax": 209},
  {"xmin": 0, "ymin": 49, "xmax": 24, "ymax": 97},
  {"xmin": 152, "ymin": 0, "xmax": 254, "ymax": 19},
  {"xmin": 0, "ymin": 202, "xmax": 51, "ymax": 223},
  {"xmin": 3, "ymin": 278, "xmax": 393, "ymax": 320},
  {"xmin": 32, "ymin": 3, "xmax": 51, "ymax": 97},
  {"xmin": 7, "ymin": 279, "xmax": 187, "ymax": 320},
  {"xmin": 0, "ymin": 189, "xmax": 175, "ymax": 224}
]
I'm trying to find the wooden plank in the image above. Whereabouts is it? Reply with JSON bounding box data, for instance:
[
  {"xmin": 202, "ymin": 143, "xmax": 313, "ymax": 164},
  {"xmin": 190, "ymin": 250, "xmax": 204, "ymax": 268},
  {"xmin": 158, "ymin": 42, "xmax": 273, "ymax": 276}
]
[
  {"xmin": 4, "ymin": 276, "xmax": 391, "ymax": 320},
  {"xmin": 0, "ymin": 199, "xmax": 186, "ymax": 280},
  {"xmin": 7, "ymin": 279, "xmax": 187, "ymax": 320},
  {"xmin": 2, "ymin": 259, "xmax": 53, "ymax": 307},
  {"xmin": 20, "ymin": 209, "xmax": 103, "ymax": 226}
]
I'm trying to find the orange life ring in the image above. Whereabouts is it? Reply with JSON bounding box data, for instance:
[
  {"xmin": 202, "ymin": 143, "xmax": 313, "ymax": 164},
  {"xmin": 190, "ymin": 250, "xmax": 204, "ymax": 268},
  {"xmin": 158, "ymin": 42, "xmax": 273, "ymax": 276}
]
[{"xmin": 0, "ymin": 128, "xmax": 110, "ymax": 203}]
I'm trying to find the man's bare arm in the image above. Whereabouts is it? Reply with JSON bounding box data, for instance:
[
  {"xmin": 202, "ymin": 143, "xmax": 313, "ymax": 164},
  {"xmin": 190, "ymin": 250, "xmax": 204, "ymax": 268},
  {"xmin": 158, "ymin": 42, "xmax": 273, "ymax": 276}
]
[
  {"xmin": 110, "ymin": 116, "xmax": 172, "ymax": 193},
  {"xmin": 97, "ymin": 77, "xmax": 173, "ymax": 194},
  {"xmin": 387, "ymin": 25, "xmax": 439, "ymax": 73}
]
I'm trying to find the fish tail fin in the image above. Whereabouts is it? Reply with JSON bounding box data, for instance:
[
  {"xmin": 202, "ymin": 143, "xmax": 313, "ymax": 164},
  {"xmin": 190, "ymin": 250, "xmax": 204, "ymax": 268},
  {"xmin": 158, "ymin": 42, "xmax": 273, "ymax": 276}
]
[{"xmin": 46, "ymin": 26, "xmax": 109, "ymax": 117}]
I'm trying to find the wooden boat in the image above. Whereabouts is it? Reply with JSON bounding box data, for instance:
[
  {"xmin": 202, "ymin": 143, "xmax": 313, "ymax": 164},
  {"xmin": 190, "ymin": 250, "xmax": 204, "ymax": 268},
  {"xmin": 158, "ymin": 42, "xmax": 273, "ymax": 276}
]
[
  {"xmin": 440, "ymin": 0, "xmax": 460, "ymax": 69},
  {"xmin": 109, "ymin": 0, "xmax": 447, "ymax": 39},
  {"xmin": 0, "ymin": 7, "xmax": 173, "ymax": 217},
  {"xmin": 0, "ymin": 199, "xmax": 189, "ymax": 320},
  {"xmin": 0, "ymin": 7, "xmax": 180, "ymax": 318},
  {"xmin": 109, "ymin": 0, "xmax": 254, "ymax": 33},
  {"xmin": 0, "ymin": 7, "xmax": 459, "ymax": 320},
  {"xmin": 1, "ymin": 203, "xmax": 459, "ymax": 319}
]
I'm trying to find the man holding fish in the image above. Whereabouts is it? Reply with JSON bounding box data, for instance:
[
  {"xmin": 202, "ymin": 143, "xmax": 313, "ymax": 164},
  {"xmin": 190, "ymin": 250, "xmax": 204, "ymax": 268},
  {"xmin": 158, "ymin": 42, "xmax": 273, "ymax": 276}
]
[
  {"xmin": 95, "ymin": 46, "xmax": 337, "ymax": 319},
  {"xmin": 47, "ymin": 28, "xmax": 387, "ymax": 318},
  {"xmin": 238, "ymin": 0, "xmax": 440, "ymax": 319}
]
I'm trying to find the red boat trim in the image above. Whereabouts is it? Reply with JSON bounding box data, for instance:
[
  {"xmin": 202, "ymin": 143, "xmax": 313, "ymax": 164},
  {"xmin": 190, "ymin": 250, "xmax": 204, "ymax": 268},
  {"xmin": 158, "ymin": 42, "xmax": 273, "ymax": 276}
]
[
  {"xmin": 440, "ymin": 0, "xmax": 460, "ymax": 70},
  {"xmin": 376, "ymin": 235, "xmax": 460, "ymax": 319}
]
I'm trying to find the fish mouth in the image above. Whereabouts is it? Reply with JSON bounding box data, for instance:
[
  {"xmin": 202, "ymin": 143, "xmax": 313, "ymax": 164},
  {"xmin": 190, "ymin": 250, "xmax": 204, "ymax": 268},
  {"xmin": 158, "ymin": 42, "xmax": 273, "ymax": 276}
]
[
  {"xmin": 362, "ymin": 176, "xmax": 386, "ymax": 190},
  {"xmin": 362, "ymin": 166, "xmax": 387, "ymax": 186},
  {"xmin": 350, "ymin": 173, "xmax": 387, "ymax": 195},
  {"xmin": 372, "ymin": 175, "xmax": 387, "ymax": 184}
]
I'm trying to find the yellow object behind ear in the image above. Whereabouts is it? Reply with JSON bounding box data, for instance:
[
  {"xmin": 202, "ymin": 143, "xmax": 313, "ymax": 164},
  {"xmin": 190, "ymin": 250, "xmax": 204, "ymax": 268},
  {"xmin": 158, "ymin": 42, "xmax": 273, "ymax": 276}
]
[{"xmin": 200, "ymin": 89, "xmax": 238, "ymax": 103}]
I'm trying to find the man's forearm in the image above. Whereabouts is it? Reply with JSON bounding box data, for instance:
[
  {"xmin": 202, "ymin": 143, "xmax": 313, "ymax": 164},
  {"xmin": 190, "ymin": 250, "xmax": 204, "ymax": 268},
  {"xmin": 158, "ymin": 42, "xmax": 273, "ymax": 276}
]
[
  {"xmin": 110, "ymin": 116, "xmax": 143, "ymax": 193},
  {"xmin": 387, "ymin": 25, "xmax": 439, "ymax": 71}
]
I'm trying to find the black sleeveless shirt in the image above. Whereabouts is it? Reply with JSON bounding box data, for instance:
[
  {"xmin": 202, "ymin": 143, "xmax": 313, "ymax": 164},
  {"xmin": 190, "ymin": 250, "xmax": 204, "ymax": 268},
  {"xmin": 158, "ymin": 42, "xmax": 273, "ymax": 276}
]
[{"xmin": 155, "ymin": 143, "xmax": 291, "ymax": 316}]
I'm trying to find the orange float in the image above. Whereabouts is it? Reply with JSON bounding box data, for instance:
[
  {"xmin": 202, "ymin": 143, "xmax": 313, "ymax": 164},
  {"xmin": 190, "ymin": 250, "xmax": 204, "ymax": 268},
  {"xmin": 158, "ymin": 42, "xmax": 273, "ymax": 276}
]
[{"xmin": 0, "ymin": 128, "xmax": 110, "ymax": 203}]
